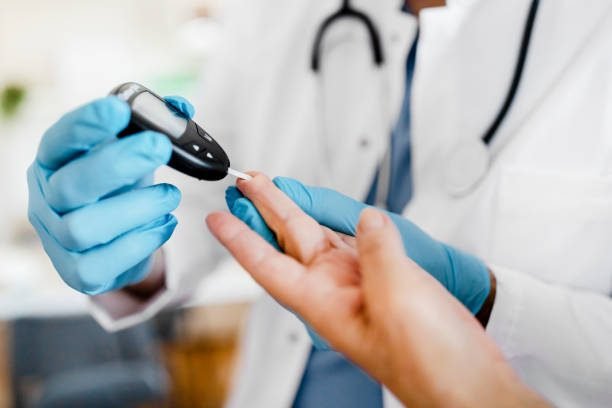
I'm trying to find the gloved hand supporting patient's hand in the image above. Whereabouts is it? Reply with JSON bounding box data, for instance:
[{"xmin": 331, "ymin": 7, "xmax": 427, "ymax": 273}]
[
  {"xmin": 27, "ymin": 95, "xmax": 193, "ymax": 295},
  {"xmin": 225, "ymin": 177, "xmax": 490, "ymax": 348},
  {"xmin": 208, "ymin": 175, "xmax": 544, "ymax": 407}
]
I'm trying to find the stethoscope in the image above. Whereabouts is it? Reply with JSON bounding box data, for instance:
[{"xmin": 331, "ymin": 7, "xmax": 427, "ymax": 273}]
[{"xmin": 310, "ymin": 0, "xmax": 541, "ymax": 199}]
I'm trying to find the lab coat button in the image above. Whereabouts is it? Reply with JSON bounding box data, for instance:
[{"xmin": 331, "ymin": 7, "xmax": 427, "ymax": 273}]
[
  {"xmin": 288, "ymin": 331, "xmax": 300, "ymax": 343},
  {"xmin": 359, "ymin": 137, "xmax": 370, "ymax": 148}
]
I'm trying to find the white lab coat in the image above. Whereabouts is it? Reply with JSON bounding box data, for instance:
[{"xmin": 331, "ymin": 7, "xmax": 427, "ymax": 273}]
[{"xmin": 90, "ymin": 0, "xmax": 612, "ymax": 406}]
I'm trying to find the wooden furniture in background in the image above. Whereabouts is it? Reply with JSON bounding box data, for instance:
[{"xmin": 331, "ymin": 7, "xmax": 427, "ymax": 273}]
[
  {"xmin": 162, "ymin": 302, "xmax": 250, "ymax": 408},
  {"xmin": 0, "ymin": 322, "xmax": 11, "ymax": 408}
]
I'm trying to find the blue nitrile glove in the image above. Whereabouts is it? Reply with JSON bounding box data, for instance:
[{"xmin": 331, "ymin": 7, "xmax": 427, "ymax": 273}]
[
  {"xmin": 226, "ymin": 178, "xmax": 491, "ymax": 349},
  {"xmin": 27, "ymin": 95, "xmax": 195, "ymax": 295}
]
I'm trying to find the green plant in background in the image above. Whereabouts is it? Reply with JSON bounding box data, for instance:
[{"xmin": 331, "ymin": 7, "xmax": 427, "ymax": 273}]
[
  {"xmin": 1, "ymin": 83, "xmax": 27, "ymax": 119},
  {"xmin": 150, "ymin": 70, "xmax": 200, "ymax": 99}
]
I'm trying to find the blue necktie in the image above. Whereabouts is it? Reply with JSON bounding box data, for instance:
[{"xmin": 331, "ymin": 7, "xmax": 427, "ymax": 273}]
[
  {"xmin": 365, "ymin": 36, "xmax": 418, "ymax": 213},
  {"xmin": 292, "ymin": 38, "xmax": 418, "ymax": 408}
]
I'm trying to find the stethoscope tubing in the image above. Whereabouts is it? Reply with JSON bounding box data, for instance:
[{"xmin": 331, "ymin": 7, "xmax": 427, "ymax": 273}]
[
  {"xmin": 311, "ymin": 0, "xmax": 541, "ymax": 203},
  {"xmin": 481, "ymin": 0, "xmax": 540, "ymax": 146}
]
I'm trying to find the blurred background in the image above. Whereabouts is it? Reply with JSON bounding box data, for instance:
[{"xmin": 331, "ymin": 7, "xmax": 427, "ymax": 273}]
[{"xmin": 0, "ymin": 0, "xmax": 259, "ymax": 406}]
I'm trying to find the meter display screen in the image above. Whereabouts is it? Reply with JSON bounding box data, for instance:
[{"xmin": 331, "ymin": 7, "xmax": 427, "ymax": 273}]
[{"xmin": 132, "ymin": 92, "xmax": 187, "ymax": 139}]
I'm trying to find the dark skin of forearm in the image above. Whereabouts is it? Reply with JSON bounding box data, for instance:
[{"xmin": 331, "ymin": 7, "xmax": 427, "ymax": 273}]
[
  {"xmin": 476, "ymin": 270, "xmax": 497, "ymax": 327},
  {"xmin": 122, "ymin": 250, "xmax": 166, "ymax": 299},
  {"xmin": 407, "ymin": 0, "xmax": 446, "ymax": 14}
]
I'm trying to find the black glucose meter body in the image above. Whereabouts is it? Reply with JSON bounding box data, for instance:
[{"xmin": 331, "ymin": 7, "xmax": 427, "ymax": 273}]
[{"xmin": 110, "ymin": 82, "xmax": 230, "ymax": 181}]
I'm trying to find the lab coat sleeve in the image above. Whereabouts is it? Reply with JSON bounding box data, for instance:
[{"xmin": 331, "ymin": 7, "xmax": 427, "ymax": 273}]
[
  {"xmin": 88, "ymin": 250, "xmax": 175, "ymax": 332},
  {"xmin": 486, "ymin": 265, "xmax": 612, "ymax": 406},
  {"xmin": 87, "ymin": 0, "xmax": 257, "ymax": 332},
  {"xmin": 88, "ymin": 173, "xmax": 233, "ymax": 332}
]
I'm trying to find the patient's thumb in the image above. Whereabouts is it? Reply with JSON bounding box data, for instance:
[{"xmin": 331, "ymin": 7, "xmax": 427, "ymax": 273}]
[{"xmin": 356, "ymin": 208, "xmax": 411, "ymax": 296}]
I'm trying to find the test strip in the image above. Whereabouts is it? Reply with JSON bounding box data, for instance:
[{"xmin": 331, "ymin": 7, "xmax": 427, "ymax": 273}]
[{"xmin": 227, "ymin": 167, "xmax": 253, "ymax": 180}]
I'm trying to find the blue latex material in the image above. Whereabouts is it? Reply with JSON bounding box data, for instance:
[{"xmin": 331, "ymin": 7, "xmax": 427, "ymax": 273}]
[
  {"xmin": 226, "ymin": 178, "xmax": 491, "ymax": 349},
  {"xmin": 27, "ymin": 95, "xmax": 193, "ymax": 295}
]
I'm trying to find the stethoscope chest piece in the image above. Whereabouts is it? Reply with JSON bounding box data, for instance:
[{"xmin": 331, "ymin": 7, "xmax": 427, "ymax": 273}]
[{"xmin": 442, "ymin": 140, "xmax": 490, "ymax": 197}]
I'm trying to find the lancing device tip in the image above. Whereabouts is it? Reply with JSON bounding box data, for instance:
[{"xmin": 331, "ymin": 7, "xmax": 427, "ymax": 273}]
[{"xmin": 227, "ymin": 168, "xmax": 253, "ymax": 181}]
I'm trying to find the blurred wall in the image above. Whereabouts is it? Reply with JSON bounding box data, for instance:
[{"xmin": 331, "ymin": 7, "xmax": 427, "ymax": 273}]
[{"xmin": 0, "ymin": 0, "xmax": 224, "ymax": 317}]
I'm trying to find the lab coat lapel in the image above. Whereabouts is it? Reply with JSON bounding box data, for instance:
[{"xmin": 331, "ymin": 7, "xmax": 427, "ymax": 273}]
[
  {"xmin": 315, "ymin": 0, "xmax": 416, "ymax": 200},
  {"xmin": 409, "ymin": 3, "xmax": 473, "ymax": 202},
  {"xmin": 487, "ymin": 0, "xmax": 612, "ymax": 155},
  {"xmin": 409, "ymin": 0, "xmax": 612, "ymax": 209},
  {"xmin": 411, "ymin": 0, "xmax": 546, "ymax": 163},
  {"xmin": 382, "ymin": 2, "xmax": 419, "ymax": 140},
  {"xmin": 226, "ymin": 297, "xmax": 312, "ymax": 408}
]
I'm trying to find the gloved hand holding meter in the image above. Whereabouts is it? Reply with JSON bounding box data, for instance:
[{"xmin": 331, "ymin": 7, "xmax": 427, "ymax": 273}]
[
  {"xmin": 27, "ymin": 82, "xmax": 491, "ymax": 348},
  {"xmin": 27, "ymin": 82, "xmax": 249, "ymax": 295}
]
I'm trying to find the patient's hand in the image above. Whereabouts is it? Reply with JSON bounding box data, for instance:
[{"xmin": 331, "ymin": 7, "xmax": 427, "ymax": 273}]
[
  {"xmin": 211, "ymin": 173, "xmax": 364, "ymax": 346},
  {"xmin": 206, "ymin": 174, "xmax": 547, "ymax": 408}
]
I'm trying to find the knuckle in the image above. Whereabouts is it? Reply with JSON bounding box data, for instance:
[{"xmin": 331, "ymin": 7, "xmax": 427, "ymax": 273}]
[
  {"xmin": 58, "ymin": 252, "xmax": 88, "ymax": 290},
  {"xmin": 142, "ymin": 131, "xmax": 172, "ymax": 159},
  {"xmin": 90, "ymin": 97, "xmax": 131, "ymax": 133},
  {"xmin": 46, "ymin": 180, "xmax": 76, "ymax": 213},
  {"xmin": 283, "ymin": 206, "xmax": 305, "ymax": 223},
  {"xmin": 157, "ymin": 183, "xmax": 181, "ymax": 205},
  {"xmin": 59, "ymin": 213, "xmax": 91, "ymax": 251},
  {"xmin": 103, "ymin": 151, "xmax": 132, "ymax": 176},
  {"xmin": 127, "ymin": 132, "xmax": 172, "ymax": 165},
  {"xmin": 72, "ymin": 257, "xmax": 109, "ymax": 295}
]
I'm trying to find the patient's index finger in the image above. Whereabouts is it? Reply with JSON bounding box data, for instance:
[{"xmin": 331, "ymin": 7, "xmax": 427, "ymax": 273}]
[
  {"xmin": 236, "ymin": 174, "xmax": 328, "ymax": 264},
  {"xmin": 206, "ymin": 211, "xmax": 304, "ymax": 307},
  {"xmin": 37, "ymin": 96, "xmax": 131, "ymax": 171}
]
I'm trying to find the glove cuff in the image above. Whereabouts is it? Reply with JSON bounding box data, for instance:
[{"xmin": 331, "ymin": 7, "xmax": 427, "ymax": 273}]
[{"xmin": 443, "ymin": 246, "xmax": 491, "ymax": 315}]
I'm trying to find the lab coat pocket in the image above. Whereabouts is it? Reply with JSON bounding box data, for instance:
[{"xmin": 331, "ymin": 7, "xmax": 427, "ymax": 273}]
[{"xmin": 490, "ymin": 166, "xmax": 612, "ymax": 293}]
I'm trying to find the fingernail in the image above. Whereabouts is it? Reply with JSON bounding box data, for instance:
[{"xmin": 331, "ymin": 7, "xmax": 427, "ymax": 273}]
[{"xmin": 359, "ymin": 209, "xmax": 385, "ymax": 231}]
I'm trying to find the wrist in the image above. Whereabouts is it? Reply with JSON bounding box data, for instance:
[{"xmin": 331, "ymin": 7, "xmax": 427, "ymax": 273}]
[
  {"xmin": 475, "ymin": 269, "xmax": 496, "ymax": 327},
  {"xmin": 123, "ymin": 250, "xmax": 166, "ymax": 299},
  {"xmin": 450, "ymin": 379, "xmax": 548, "ymax": 408}
]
